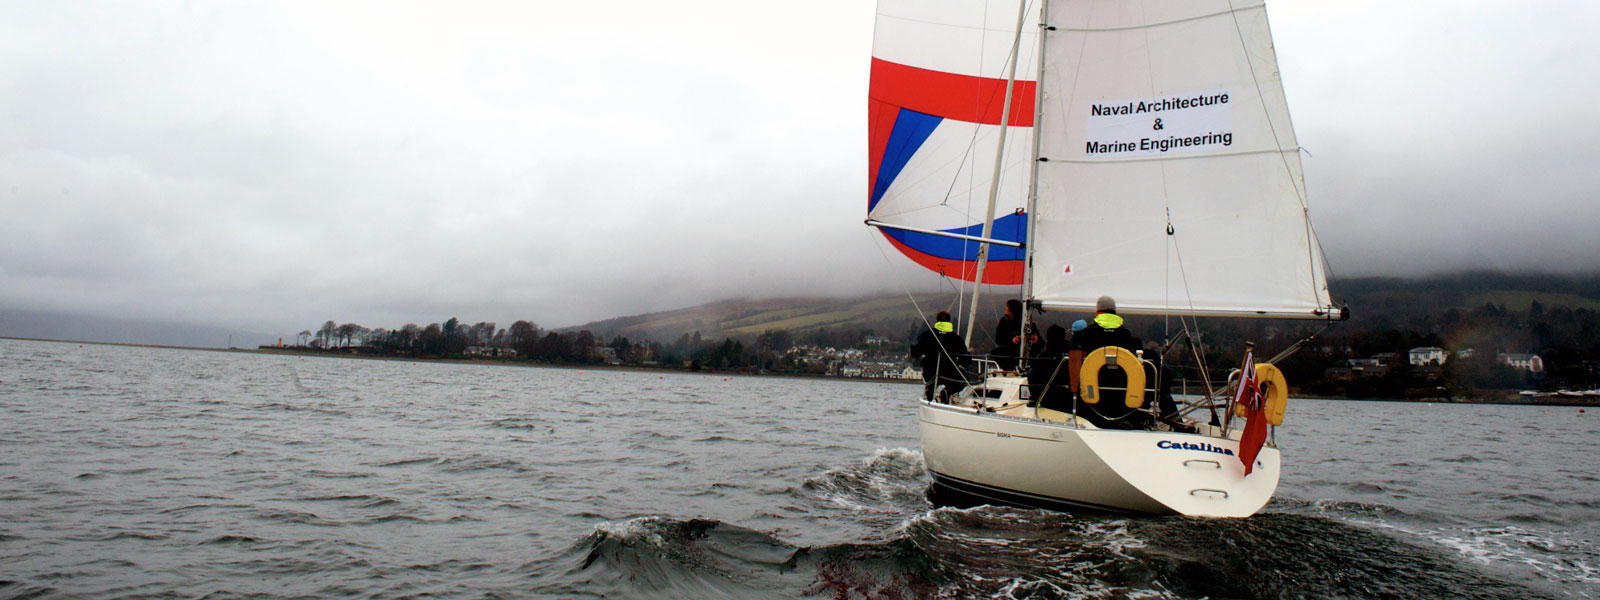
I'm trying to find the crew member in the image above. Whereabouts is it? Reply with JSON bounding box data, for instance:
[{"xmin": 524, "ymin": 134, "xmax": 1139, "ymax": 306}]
[
  {"xmin": 1028, "ymin": 324, "xmax": 1072, "ymax": 411},
  {"xmin": 1071, "ymin": 296, "xmax": 1147, "ymax": 428},
  {"xmin": 1070, "ymin": 296, "xmax": 1139, "ymax": 353},
  {"xmin": 992, "ymin": 299, "xmax": 1024, "ymax": 371},
  {"xmin": 911, "ymin": 312, "xmax": 970, "ymax": 401}
]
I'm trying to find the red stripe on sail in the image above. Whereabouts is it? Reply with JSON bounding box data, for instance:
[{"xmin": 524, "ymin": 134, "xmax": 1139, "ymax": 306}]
[
  {"xmin": 882, "ymin": 231, "xmax": 1024, "ymax": 285},
  {"xmin": 869, "ymin": 58, "xmax": 1035, "ymax": 127},
  {"xmin": 867, "ymin": 98, "xmax": 901, "ymax": 207}
]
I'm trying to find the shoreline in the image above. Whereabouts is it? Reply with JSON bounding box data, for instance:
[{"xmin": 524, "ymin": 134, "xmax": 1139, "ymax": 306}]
[{"xmin": 7, "ymin": 336, "xmax": 1594, "ymax": 406}]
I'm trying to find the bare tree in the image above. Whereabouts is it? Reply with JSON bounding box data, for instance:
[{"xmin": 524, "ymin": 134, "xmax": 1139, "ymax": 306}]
[
  {"xmin": 399, "ymin": 324, "xmax": 421, "ymax": 351},
  {"xmin": 509, "ymin": 320, "xmax": 539, "ymax": 347},
  {"xmin": 337, "ymin": 323, "xmax": 361, "ymax": 347},
  {"xmin": 319, "ymin": 321, "xmax": 338, "ymax": 348}
]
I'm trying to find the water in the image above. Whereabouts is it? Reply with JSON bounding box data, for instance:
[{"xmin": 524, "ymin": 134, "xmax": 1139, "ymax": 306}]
[{"xmin": 1, "ymin": 338, "xmax": 1595, "ymax": 599}]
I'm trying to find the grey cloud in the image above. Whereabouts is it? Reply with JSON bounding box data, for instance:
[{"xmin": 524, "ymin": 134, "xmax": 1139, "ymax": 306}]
[{"xmin": 2, "ymin": 1, "xmax": 1596, "ymax": 340}]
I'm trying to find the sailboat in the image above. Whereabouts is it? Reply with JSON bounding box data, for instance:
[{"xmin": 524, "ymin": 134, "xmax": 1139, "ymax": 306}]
[{"xmin": 867, "ymin": 0, "xmax": 1343, "ymax": 517}]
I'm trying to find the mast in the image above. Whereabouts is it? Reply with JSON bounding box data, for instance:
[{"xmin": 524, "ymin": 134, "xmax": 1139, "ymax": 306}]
[
  {"xmin": 1017, "ymin": 0, "xmax": 1049, "ymax": 359},
  {"xmin": 963, "ymin": 0, "xmax": 1031, "ymax": 347}
]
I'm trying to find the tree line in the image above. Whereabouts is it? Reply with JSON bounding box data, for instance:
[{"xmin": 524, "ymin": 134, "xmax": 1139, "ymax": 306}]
[
  {"xmin": 1119, "ymin": 298, "xmax": 1600, "ymax": 397},
  {"xmin": 286, "ymin": 317, "xmax": 899, "ymax": 374},
  {"xmin": 283, "ymin": 270, "xmax": 1600, "ymax": 395}
]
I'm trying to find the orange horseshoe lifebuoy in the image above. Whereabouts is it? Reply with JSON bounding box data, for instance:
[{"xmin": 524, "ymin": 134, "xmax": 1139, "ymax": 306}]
[
  {"xmin": 1233, "ymin": 362, "xmax": 1289, "ymax": 425},
  {"xmin": 1078, "ymin": 346, "xmax": 1145, "ymax": 408},
  {"xmin": 1258, "ymin": 363, "xmax": 1288, "ymax": 425}
]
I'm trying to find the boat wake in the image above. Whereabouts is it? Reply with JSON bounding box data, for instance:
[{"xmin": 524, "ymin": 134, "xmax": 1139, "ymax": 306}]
[
  {"xmin": 798, "ymin": 447, "xmax": 929, "ymax": 513},
  {"xmin": 528, "ymin": 515, "xmax": 936, "ymax": 599},
  {"xmin": 526, "ymin": 449, "xmax": 1560, "ymax": 599},
  {"xmin": 534, "ymin": 509, "xmax": 1560, "ymax": 599}
]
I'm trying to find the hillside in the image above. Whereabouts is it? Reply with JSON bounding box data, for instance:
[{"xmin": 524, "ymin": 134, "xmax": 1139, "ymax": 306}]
[
  {"xmin": 569, "ymin": 293, "xmax": 1017, "ymax": 347},
  {"xmin": 571, "ymin": 271, "xmax": 1600, "ymax": 348},
  {"xmin": 563, "ymin": 271, "xmax": 1600, "ymax": 393}
]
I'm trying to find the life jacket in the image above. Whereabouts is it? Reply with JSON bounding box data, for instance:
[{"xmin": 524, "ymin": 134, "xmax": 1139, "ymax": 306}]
[{"xmin": 1093, "ymin": 312, "xmax": 1123, "ymax": 330}]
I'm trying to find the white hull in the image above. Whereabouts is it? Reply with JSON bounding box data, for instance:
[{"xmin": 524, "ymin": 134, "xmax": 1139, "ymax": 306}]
[{"xmin": 920, "ymin": 399, "xmax": 1279, "ymax": 517}]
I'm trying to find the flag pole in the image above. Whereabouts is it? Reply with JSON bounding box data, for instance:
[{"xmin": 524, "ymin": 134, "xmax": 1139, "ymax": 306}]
[{"xmin": 1224, "ymin": 341, "xmax": 1254, "ymax": 434}]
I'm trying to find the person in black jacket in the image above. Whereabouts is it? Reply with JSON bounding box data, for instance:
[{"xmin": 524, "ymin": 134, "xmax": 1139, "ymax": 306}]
[
  {"xmin": 1070, "ymin": 295, "xmax": 1139, "ymax": 353},
  {"xmin": 1071, "ymin": 296, "xmax": 1148, "ymax": 428},
  {"xmin": 992, "ymin": 299, "xmax": 1024, "ymax": 371},
  {"xmin": 910, "ymin": 312, "xmax": 970, "ymax": 401},
  {"xmin": 1028, "ymin": 324, "xmax": 1073, "ymax": 411}
]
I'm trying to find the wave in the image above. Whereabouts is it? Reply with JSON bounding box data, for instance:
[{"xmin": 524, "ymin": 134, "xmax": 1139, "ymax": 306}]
[
  {"xmin": 203, "ymin": 534, "xmax": 263, "ymax": 545},
  {"xmin": 298, "ymin": 493, "xmax": 399, "ymax": 508},
  {"xmin": 1413, "ymin": 525, "xmax": 1598, "ymax": 595},
  {"xmin": 0, "ymin": 581, "xmax": 55, "ymax": 600},
  {"xmin": 1274, "ymin": 496, "xmax": 1408, "ymax": 520},
  {"xmin": 526, "ymin": 508, "xmax": 1559, "ymax": 600},
  {"xmin": 797, "ymin": 447, "xmax": 928, "ymax": 513},
  {"xmin": 368, "ymin": 455, "xmax": 535, "ymax": 474},
  {"xmin": 528, "ymin": 516, "xmax": 932, "ymax": 599}
]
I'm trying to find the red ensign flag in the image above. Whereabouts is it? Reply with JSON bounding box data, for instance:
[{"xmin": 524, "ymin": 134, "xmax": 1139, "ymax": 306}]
[{"xmin": 1236, "ymin": 351, "xmax": 1268, "ymax": 475}]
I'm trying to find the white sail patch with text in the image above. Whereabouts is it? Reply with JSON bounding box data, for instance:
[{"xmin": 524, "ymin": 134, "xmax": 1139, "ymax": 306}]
[{"xmin": 1084, "ymin": 89, "xmax": 1232, "ymax": 158}]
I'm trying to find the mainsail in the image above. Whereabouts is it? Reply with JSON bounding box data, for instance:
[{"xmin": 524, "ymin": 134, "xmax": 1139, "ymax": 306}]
[
  {"xmin": 1027, "ymin": 0, "xmax": 1335, "ymax": 318},
  {"xmin": 867, "ymin": 0, "xmax": 1041, "ymax": 284}
]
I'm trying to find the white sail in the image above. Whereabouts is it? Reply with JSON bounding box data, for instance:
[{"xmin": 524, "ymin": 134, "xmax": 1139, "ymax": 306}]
[{"xmin": 1028, "ymin": 0, "xmax": 1335, "ymax": 318}]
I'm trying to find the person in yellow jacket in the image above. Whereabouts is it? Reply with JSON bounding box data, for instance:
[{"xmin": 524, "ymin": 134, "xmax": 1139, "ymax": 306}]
[
  {"xmin": 910, "ymin": 312, "xmax": 971, "ymax": 401},
  {"xmin": 1070, "ymin": 296, "xmax": 1139, "ymax": 353}
]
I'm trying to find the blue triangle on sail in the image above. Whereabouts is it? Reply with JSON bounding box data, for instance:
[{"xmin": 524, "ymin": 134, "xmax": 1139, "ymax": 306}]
[{"xmin": 870, "ymin": 108, "xmax": 943, "ymax": 210}]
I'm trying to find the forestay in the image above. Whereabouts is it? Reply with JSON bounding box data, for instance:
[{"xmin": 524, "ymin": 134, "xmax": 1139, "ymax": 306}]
[{"xmin": 1028, "ymin": 0, "xmax": 1336, "ymax": 318}]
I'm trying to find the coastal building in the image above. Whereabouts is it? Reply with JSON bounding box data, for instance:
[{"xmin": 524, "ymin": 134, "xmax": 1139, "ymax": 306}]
[
  {"xmin": 1409, "ymin": 346, "xmax": 1448, "ymax": 366},
  {"xmin": 1498, "ymin": 353, "xmax": 1545, "ymax": 373},
  {"xmin": 594, "ymin": 346, "xmax": 621, "ymax": 365},
  {"xmin": 1347, "ymin": 358, "xmax": 1392, "ymax": 377},
  {"xmin": 1322, "ymin": 366, "xmax": 1354, "ymax": 382}
]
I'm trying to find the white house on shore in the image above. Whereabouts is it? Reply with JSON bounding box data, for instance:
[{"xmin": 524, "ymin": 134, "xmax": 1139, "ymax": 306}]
[
  {"xmin": 1497, "ymin": 353, "xmax": 1545, "ymax": 373},
  {"xmin": 1408, "ymin": 346, "xmax": 1448, "ymax": 366}
]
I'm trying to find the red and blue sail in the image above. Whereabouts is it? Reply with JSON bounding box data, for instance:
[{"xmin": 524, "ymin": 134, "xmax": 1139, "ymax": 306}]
[{"xmin": 868, "ymin": 1, "xmax": 1039, "ymax": 285}]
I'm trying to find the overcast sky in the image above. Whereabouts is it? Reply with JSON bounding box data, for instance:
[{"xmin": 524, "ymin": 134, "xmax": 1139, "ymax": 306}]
[{"xmin": 2, "ymin": 1, "xmax": 1597, "ymax": 335}]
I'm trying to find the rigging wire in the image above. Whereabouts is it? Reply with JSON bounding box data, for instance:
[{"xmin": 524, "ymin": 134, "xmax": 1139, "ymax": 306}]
[
  {"xmin": 866, "ymin": 227, "xmax": 972, "ymax": 387},
  {"xmin": 1225, "ymin": 0, "xmax": 1331, "ymax": 313}
]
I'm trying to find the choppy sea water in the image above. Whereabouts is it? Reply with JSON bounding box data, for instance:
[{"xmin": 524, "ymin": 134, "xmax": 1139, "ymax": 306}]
[{"xmin": 1, "ymin": 337, "xmax": 1595, "ymax": 599}]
